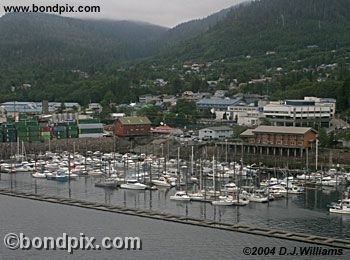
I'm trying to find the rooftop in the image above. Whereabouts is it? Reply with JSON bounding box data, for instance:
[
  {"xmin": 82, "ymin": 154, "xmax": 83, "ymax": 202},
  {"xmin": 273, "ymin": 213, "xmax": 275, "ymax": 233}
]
[
  {"xmin": 197, "ymin": 98, "xmax": 240, "ymax": 106},
  {"xmin": 240, "ymin": 129, "xmax": 254, "ymax": 136},
  {"xmin": 118, "ymin": 116, "xmax": 151, "ymax": 125},
  {"xmin": 78, "ymin": 123, "xmax": 103, "ymax": 129},
  {"xmin": 203, "ymin": 126, "xmax": 233, "ymax": 132},
  {"xmin": 242, "ymin": 126, "xmax": 317, "ymax": 135}
]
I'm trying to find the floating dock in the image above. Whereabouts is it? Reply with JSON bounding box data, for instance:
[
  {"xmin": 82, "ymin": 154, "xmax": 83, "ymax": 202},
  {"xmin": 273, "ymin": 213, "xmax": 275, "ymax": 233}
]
[{"xmin": 0, "ymin": 188, "xmax": 349, "ymax": 249}]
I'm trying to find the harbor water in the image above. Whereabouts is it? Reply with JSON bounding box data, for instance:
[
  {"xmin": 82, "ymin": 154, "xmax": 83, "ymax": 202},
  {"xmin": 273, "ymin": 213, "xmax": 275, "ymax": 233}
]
[
  {"xmin": 0, "ymin": 195, "xmax": 349, "ymax": 259},
  {"xmin": 0, "ymin": 172, "xmax": 349, "ymax": 240}
]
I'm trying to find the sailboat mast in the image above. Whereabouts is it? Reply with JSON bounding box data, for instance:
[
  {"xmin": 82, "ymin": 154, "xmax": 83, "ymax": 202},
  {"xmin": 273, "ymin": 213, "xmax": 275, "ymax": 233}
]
[
  {"xmin": 199, "ymin": 158, "xmax": 202, "ymax": 191},
  {"xmin": 212, "ymin": 155, "xmax": 215, "ymax": 193},
  {"xmin": 191, "ymin": 145, "xmax": 194, "ymax": 176}
]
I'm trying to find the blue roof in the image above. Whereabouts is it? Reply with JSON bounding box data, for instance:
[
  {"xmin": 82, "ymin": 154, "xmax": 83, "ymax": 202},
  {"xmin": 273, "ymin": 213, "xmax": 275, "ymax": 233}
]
[
  {"xmin": 197, "ymin": 98, "xmax": 241, "ymax": 106},
  {"xmin": 319, "ymin": 98, "xmax": 336, "ymax": 103},
  {"xmin": 286, "ymin": 100, "xmax": 315, "ymax": 106}
]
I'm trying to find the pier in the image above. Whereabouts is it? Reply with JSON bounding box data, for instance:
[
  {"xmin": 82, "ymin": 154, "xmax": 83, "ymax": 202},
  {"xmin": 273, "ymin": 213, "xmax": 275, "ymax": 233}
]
[{"xmin": 0, "ymin": 188, "xmax": 349, "ymax": 249}]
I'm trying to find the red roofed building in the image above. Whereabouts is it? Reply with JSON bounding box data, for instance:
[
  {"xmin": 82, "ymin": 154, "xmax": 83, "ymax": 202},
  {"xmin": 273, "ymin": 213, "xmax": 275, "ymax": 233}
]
[{"xmin": 114, "ymin": 116, "xmax": 151, "ymax": 137}]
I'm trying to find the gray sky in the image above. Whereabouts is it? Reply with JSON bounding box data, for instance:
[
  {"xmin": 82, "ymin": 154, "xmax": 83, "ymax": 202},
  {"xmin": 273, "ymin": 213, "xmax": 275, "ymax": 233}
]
[{"xmin": 0, "ymin": 0, "xmax": 247, "ymax": 27}]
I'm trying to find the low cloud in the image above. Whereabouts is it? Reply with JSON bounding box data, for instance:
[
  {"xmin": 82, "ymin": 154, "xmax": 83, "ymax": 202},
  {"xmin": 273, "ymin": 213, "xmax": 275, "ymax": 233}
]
[{"xmin": 0, "ymin": 0, "xmax": 247, "ymax": 27}]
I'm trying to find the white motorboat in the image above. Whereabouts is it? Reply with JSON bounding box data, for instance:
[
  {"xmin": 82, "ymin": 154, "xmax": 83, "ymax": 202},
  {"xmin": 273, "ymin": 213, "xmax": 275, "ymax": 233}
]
[
  {"xmin": 188, "ymin": 192, "xmax": 205, "ymax": 201},
  {"xmin": 152, "ymin": 177, "xmax": 171, "ymax": 187},
  {"xmin": 170, "ymin": 191, "xmax": 191, "ymax": 201},
  {"xmin": 14, "ymin": 165, "xmax": 33, "ymax": 173},
  {"xmin": 212, "ymin": 195, "xmax": 250, "ymax": 206},
  {"xmin": 31, "ymin": 172, "xmax": 47, "ymax": 179},
  {"xmin": 190, "ymin": 176, "xmax": 198, "ymax": 183},
  {"xmin": 223, "ymin": 182, "xmax": 238, "ymax": 192},
  {"xmin": 247, "ymin": 193, "xmax": 269, "ymax": 203},
  {"xmin": 319, "ymin": 176, "xmax": 341, "ymax": 187},
  {"xmin": 88, "ymin": 169, "xmax": 104, "ymax": 176},
  {"xmin": 329, "ymin": 198, "xmax": 350, "ymax": 214},
  {"xmin": 283, "ymin": 185, "xmax": 304, "ymax": 194},
  {"xmin": 212, "ymin": 198, "xmax": 234, "ymax": 206},
  {"xmin": 232, "ymin": 197, "xmax": 250, "ymax": 206},
  {"xmin": 120, "ymin": 180, "xmax": 147, "ymax": 190},
  {"xmin": 268, "ymin": 185, "xmax": 286, "ymax": 198},
  {"xmin": 296, "ymin": 173, "xmax": 321, "ymax": 181},
  {"xmin": 0, "ymin": 163, "xmax": 13, "ymax": 173}
]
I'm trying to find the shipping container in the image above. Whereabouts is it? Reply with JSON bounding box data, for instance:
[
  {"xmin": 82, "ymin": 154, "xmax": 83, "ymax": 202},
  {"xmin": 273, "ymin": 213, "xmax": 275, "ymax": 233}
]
[
  {"xmin": 80, "ymin": 128, "xmax": 104, "ymax": 134},
  {"xmin": 78, "ymin": 118, "xmax": 100, "ymax": 124}
]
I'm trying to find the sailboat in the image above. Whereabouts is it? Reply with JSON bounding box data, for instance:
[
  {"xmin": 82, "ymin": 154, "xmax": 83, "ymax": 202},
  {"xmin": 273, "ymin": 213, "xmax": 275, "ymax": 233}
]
[
  {"xmin": 188, "ymin": 159, "xmax": 205, "ymax": 201},
  {"xmin": 120, "ymin": 179, "xmax": 147, "ymax": 190}
]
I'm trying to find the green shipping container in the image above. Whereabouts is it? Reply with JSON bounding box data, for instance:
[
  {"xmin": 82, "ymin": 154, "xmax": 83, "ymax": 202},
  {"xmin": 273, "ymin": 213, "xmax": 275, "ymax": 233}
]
[
  {"xmin": 78, "ymin": 119, "xmax": 100, "ymax": 124},
  {"xmin": 79, "ymin": 128, "xmax": 103, "ymax": 134}
]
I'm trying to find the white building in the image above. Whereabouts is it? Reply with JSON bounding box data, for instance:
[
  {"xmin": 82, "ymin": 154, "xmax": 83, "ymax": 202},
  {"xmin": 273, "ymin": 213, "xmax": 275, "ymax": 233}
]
[
  {"xmin": 237, "ymin": 111, "xmax": 261, "ymax": 126},
  {"xmin": 263, "ymin": 98, "xmax": 335, "ymax": 127},
  {"xmin": 226, "ymin": 105, "xmax": 262, "ymax": 126},
  {"xmin": 198, "ymin": 126, "xmax": 233, "ymax": 140},
  {"xmin": 304, "ymin": 97, "xmax": 336, "ymax": 117}
]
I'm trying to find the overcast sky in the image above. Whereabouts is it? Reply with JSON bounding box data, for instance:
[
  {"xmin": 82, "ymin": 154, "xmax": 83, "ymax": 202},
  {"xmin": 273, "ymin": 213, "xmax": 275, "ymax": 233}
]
[{"xmin": 0, "ymin": 0, "xmax": 248, "ymax": 27}]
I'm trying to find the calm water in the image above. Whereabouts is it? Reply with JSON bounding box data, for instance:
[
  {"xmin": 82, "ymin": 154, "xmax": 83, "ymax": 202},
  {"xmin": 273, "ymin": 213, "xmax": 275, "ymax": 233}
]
[
  {"xmin": 0, "ymin": 195, "xmax": 349, "ymax": 259},
  {"xmin": 0, "ymin": 172, "xmax": 349, "ymax": 241}
]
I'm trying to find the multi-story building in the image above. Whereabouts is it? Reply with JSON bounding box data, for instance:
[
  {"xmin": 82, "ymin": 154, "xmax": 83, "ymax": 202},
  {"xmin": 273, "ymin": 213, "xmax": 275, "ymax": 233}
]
[
  {"xmin": 263, "ymin": 98, "xmax": 335, "ymax": 127},
  {"xmin": 237, "ymin": 110, "xmax": 261, "ymax": 126},
  {"xmin": 227, "ymin": 105, "xmax": 261, "ymax": 125}
]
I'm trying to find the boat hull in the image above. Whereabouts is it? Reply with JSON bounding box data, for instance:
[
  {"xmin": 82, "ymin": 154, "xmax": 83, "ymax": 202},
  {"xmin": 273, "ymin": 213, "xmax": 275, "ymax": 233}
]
[
  {"xmin": 120, "ymin": 184, "xmax": 147, "ymax": 190},
  {"xmin": 212, "ymin": 200, "xmax": 234, "ymax": 206},
  {"xmin": 170, "ymin": 196, "xmax": 191, "ymax": 201},
  {"xmin": 329, "ymin": 208, "xmax": 350, "ymax": 214},
  {"xmin": 152, "ymin": 180, "xmax": 171, "ymax": 187}
]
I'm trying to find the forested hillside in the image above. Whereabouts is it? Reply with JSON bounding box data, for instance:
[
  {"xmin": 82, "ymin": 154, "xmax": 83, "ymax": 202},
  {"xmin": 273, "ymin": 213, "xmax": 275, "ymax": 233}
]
[
  {"xmin": 0, "ymin": 13, "xmax": 167, "ymax": 69},
  {"xmin": 0, "ymin": 0, "xmax": 350, "ymax": 113},
  {"xmin": 165, "ymin": 0, "xmax": 350, "ymax": 60}
]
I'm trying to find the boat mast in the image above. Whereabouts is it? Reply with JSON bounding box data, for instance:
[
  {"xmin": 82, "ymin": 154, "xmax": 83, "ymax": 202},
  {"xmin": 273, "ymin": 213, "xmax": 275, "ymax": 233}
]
[
  {"xmin": 199, "ymin": 158, "xmax": 202, "ymax": 191},
  {"xmin": 212, "ymin": 155, "xmax": 215, "ymax": 194},
  {"xmin": 191, "ymin": 145, "xmax": 194, "ymax": 177}
]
